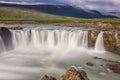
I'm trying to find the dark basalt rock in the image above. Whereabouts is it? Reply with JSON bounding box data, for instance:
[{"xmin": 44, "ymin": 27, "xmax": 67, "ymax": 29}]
[
  {"xmin": 61, "ymin": 67, "xmax": 89, "ymax": 80},
  {"xmin": 86, "ymin": 62, "xmax": 94, "ymax": 66},
  {"xmin": 9, "ymin": 26, "xmax": 23, "ymax": 30},
  {"xmin": 0, "ymin": 27, "xmax": 13, "ymax": 50},
  {"xmin": 41, "ymin": 75, "xmax": 56, "ymax": 80}
]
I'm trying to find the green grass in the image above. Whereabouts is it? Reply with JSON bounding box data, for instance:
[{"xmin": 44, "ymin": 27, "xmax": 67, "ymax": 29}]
[
  {"xmin": 0, "ymin": 6, "xmax": 120, "ymax": 29},
  {"xmin": 0, "ymin": 6, "xmax": 69, "ymax": 20}
]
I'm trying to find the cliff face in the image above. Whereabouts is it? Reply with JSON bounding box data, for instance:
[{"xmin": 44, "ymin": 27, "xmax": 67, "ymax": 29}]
[
  {"xmin": 0, "ymin": 27, "xmax": 120, "ymax": 55},
  {"xmin": 89, "ymin": 30, "xmax": 120, "ymax": 55},
  {"xmin": 0, "ymin": 27, "xmax": 13, "ymax": 50}
]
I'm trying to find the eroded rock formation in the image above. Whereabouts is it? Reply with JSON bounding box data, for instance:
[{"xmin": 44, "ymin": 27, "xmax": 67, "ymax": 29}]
[{"xmin": 89, "ymin": 30, "xmax": 120, "ymax": 55}]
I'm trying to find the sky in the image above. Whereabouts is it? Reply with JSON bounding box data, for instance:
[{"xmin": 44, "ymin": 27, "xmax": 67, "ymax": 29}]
[{"xmin": 0, "ymin": 0, "xmax": 120, "ymax": 12}]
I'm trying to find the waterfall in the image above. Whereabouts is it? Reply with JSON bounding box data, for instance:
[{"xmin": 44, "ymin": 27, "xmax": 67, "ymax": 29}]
[
  {"xmin": 11, "ymin": 30, "xmax": 31, "ymax": 48},
  {"xmin": 0, "ymin": 36, "xmax": 6, "ymax": 53},
  {"xmin": 11, "ymin": 30, "xmax": 88, "ymax": 49},
  {"xmin": 95, "ymin": 32, "xmax": 105, "ymax": 52}
]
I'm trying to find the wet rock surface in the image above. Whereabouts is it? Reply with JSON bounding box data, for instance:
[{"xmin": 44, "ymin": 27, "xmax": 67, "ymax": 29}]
[
  {"xmin": 89, "ymin": 30, "xmax": 120, "ymax": 55},
  {"xmin": 0, "ymin": 27, "xmax": 13, "ymax": 50},
  {"xmin": 9, "ymin": 26, "xmax": 23, "ymax": 30},
  {"xmin": 40, "ymin": 67, "xmax": 89, "ymax": 80},
  {"xmin": 93, "ymin": 56, "xmax": 120, "ymax": 64},
  {"xmin": 61, "ymin": 67, "xmax": 89, "ymax": 80},
  {"xmin": 107, "ymin": 64, "xmax": 120, "ymax": 73},
  {"xmin": 86, "ymin": 62, "xmax": 94, "ymax": 66},
  {"xmin": 93, "ymin": 56, "xmax": 120, "ymax": 74}
]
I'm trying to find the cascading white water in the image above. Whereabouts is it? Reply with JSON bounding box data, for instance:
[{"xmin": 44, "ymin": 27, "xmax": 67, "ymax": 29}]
[
  {"xmin": 11, "ymin": 29, "xmax": 88, "ymax": 49},
  {"xmin": 0, "ymin": 36, "xmax": 6, "ymax": 53},
  {"xmin": 1, "ymin": 28, "xmax": 120, "ymax": 80},
  {"xmin": 95, "ymin": 32, "xmax": 105, "ymax": 52},
  {"xmin": 11, "ymin": 30, "xmax": 31, "ymax": 48}
]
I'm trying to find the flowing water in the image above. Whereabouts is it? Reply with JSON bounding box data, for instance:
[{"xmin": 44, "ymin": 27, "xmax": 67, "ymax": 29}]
[
  {"xmin": 0, "ymin": 36, "xmax": 6, "ymax": 53},
  {"xmin": 0, "ymin": 24, "xmax": 120, "ymax": 80},
  {"xmin": 95, "ymin": 32, "xmax": 105, "ymax": 53}
]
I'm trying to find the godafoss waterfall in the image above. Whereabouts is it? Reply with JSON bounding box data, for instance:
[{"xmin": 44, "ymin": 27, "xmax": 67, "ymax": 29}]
[{"xmin": 0, "ymin": 24, "xmax": 120, "ymax": 80}]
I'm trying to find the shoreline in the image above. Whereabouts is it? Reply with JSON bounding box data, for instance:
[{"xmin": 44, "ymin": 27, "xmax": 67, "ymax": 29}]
[{"xmin": 0, "ymin": 19, "xmax": 120, "ymax": 30}]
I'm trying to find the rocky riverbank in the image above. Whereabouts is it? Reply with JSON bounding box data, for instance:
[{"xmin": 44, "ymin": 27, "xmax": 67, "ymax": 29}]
[
  {"xmin": 40, "ymin": 63, "xmax": 120, "ymax": 80},
  {"xmin": 40, "ymin": 67, "xmax": 89, "ymax": 80}
]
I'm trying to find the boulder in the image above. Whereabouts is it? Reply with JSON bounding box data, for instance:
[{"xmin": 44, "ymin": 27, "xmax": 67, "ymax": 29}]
[
  {"xmin": 108, "ymin": 64, "xmax": 120, "ymax": 73},
  {"xmin": 61, "ymin": 67, "xmax": 89, "ymax": 80},
  {"xmin": 86, "ymin": 62, "xmax": 94, "ymax": 66},
  {"xmin": 40, "ymin": 67, "xmax": 89, "ymax": 80},
  {"xmin": 41, "ymin": 75, "xmax": 56, "ymax": 80}
]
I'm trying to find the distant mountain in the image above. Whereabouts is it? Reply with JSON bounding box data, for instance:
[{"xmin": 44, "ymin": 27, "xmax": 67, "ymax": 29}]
[
  {"xmin": 0, "ymin": 3, "xmax": 119, "ymax": 18},
  {"xmin": 106, "ymin": 12, "xmax": 120, "ymax": 17}
]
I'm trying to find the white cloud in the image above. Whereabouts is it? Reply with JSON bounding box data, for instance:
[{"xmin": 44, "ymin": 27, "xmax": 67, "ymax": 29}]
[{"xmin": 65, "ymin": 0, "xmax": 120, "ymax": 12}]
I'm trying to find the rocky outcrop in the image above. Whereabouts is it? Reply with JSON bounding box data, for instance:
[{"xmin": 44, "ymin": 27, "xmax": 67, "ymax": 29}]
[
  {"xmin": 88, "ymin": 30, "xmax": 120, "ymax": 55},
  {"xmin": 61, "ymin": 67, "xmax": 89, "ymax": 80},
  {"xmin": 0, "ymin": 27, "xmax": 13, "ymax": 50},
  {"xmin": 40, "ymin": 67, "xmax": 89, "ymax": 80},
  {"xmin": 108, "ymin": 64, "xmax": 120, "ymax": 73},
  {"xmin": 41, "ymin": 75, "xmax": 56, "ymax": 80},
  {"xmin": 9, "ymin": 26, "xmax": 23, "ymax": 30}
]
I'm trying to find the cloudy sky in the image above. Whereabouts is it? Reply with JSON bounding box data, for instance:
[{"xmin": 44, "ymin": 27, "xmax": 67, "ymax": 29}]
[{"xmin": 0, "ymin": 0, "xmax": 120, "ymax": 12}]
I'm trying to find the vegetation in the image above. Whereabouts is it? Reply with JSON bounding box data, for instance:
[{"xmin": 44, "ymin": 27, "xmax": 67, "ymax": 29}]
[{"xmin": 0, "ymin": 6, "xmax": 120, "ymax": 29}]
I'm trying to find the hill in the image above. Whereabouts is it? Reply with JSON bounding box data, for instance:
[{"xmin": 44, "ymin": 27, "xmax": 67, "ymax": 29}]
[
  {"xmin": 0, "ymin": 4, "xmax": 120, "ymax": 29},
  {"xmin": 0, "ymin": 6, "xmax": 68, "ymax": 20},
  {"xmin": 0, "ymin": 3, "xmax": 118, "ymax": 18}
]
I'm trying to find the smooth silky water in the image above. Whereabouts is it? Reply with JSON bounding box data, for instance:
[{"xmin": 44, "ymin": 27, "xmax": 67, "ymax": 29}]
[{"xmin": 0, "ymin": 24, "xmax": 120, "ymax": 80}]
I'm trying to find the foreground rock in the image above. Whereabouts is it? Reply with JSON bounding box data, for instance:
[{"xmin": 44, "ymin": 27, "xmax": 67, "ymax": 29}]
[
  {"xmin": 40, "ymin": 67, "xmax": 89, "ymax": 80},
  {"xmin": 61, "ymin": 67, "xmax": 89, "ymax": 80},
  {"xmin": 86, "ymin": 62, "xmax": 94, "ymax": 66},
  {"xmin": 108, "ymin": 64, "xmax": 120, "ymax": 73},
  {"xmin": 41, "ymin": 75, "xmax": 56, "ymax": 80}
]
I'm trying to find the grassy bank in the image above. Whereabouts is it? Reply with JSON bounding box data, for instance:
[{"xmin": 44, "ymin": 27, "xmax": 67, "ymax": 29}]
[{"xmin": 0, "ymin": 6, "xmax": 120, "ymax": 29}]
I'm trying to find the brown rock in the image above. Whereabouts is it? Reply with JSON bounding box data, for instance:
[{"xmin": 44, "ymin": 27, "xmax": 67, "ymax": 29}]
[
  {"xmin": 108, "ymin": 64, "xmax": 120, "ymax": 73},
  {"xmin": 86, "ymin": 62, "xmax": 94, "ymax": 66},
  {"xmin": 61, "ymin": 67, "xmax": 89, "ymax": 80},
  {"xmin": 41, "ymin": 75, "xmax": 56, "ymax": 80},
  {"xmin": 89, "ymin": 30, "xmax": 120, "ymax": 55}
]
